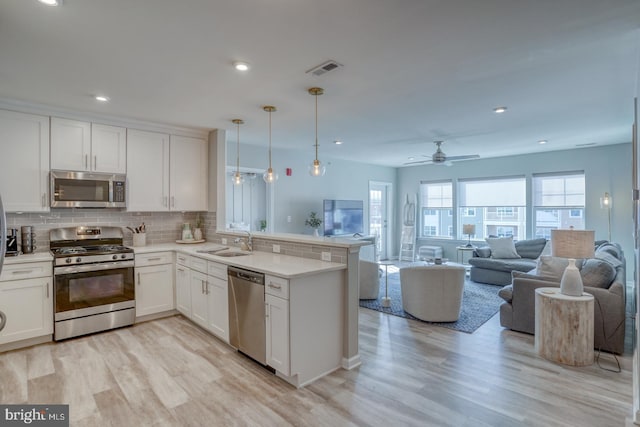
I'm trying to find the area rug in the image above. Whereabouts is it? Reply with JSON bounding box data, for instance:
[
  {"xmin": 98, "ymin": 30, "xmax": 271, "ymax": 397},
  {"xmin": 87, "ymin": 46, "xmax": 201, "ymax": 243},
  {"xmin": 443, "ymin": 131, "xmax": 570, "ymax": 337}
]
[{"xmin": 359, "ymin": 265, "xmax": 503, "ymax": 333}]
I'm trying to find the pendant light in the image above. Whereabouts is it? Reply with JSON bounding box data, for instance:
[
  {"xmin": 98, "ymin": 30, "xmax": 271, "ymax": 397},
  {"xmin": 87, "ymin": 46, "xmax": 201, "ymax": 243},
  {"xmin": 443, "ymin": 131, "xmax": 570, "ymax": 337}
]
[
  {"xmin": 308, "ymin": 87, "xmax": 326, "ymax": 177},
  {"xmin": 263, "ymin": 106, "xmax": 278, "ymax": 184},
  {"xmin": 232, "ymin": 119, "xmax": 244, "ymax": 185}
]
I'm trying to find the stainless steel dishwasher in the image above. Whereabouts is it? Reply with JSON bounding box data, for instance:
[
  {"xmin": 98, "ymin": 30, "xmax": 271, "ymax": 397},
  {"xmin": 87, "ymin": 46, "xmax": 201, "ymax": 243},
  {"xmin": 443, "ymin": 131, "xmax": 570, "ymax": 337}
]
[{"xmin": 228, "ymin": 266, "xmax": 266, "ymax": 365}]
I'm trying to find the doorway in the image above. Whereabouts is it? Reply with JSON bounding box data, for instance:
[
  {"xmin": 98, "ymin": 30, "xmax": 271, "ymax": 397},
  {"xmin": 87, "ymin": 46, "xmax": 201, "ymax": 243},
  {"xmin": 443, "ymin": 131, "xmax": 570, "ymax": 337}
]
[{"xmin": 369, "ymin": 181, "xmax": 393, "ymax": 260}]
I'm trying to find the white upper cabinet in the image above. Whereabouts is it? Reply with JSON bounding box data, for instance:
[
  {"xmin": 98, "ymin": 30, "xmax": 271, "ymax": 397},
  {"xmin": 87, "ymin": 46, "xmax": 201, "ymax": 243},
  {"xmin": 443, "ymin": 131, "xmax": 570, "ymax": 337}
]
[
  {"xmin": 170, "ymin": 135, "xmax": 208, "ymax": 211},
  {"xmin": 51, "ymin": 118, "xmax": 126, "ymax": 174},
  {"xmin": 0, "ymin": 110, "xmax": 50, "ymax": 212},
  {"xmin": 91, "ymin": 123, "xmax": 127, "ymax": 173},
  {"xmin": 127, "ymin": 129, "xmax": 170, "ymax": 211}
]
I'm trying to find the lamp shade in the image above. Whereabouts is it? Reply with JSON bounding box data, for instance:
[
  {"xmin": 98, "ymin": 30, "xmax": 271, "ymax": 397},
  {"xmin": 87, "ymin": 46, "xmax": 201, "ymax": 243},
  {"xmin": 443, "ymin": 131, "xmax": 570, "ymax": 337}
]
[
  {"xmin": 550, "ymin": 229, "xmax": 595, "ymax": 259},
  {"xmin": 462, "ymin": 224, "xmax": 475, "ymax": 235}
]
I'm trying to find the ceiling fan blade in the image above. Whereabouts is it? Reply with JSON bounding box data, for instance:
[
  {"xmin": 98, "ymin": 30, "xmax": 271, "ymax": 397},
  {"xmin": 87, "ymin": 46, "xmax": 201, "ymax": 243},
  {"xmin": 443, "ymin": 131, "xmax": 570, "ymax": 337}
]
[
  {"xmin": 445, "ymin": 154, "xmax": 480, "ymax": 161},
  {"xmin": 403, "ymin": 159, "xmax": 433, "ymax": 165}
]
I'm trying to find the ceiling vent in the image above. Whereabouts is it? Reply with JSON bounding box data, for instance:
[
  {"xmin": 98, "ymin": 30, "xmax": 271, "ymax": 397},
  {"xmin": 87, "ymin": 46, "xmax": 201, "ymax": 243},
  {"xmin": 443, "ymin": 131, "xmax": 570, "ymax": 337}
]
[{"xmin": 306, "ymin": 60, "xmax": 343, "ymax": 77}]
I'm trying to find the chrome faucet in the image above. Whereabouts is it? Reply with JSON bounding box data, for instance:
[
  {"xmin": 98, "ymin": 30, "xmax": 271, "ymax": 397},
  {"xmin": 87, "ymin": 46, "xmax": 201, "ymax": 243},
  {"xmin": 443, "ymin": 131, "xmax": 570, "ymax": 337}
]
[{"xmin": 235, "ymin": 231, "xmax": 253, "ymax": 252}]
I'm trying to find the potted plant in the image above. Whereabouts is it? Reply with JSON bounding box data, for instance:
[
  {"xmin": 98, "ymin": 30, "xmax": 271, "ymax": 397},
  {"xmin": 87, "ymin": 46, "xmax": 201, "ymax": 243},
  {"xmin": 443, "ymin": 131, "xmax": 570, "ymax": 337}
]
[
  {"xmin": 305, "ymin": 212, "xmax": 322, "ymax": 237},
  {"xmin": 259, "ymin": 219, "xmax": 267, "ymax": 232}
]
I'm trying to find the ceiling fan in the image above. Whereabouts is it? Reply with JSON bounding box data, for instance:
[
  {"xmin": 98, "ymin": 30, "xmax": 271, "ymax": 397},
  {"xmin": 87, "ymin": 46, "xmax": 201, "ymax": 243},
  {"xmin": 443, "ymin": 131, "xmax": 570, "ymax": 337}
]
[{"xmin": 403, "ymin": 141, "xmax": 480, "ymax": 166}]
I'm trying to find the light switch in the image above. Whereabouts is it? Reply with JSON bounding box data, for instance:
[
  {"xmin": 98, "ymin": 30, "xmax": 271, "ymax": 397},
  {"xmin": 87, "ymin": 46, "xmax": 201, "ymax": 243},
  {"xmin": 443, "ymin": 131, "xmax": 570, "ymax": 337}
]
[
  {"xmin": 273, "ymin": 244, "xmax": 281, "ymax": 253},
  {"xmin": 321, "ymin": 251, "xmax": 331, "ymax": 262},
  {"xmin": 221, "ymin": 238, "xmax": 227, "ymax": 244}
]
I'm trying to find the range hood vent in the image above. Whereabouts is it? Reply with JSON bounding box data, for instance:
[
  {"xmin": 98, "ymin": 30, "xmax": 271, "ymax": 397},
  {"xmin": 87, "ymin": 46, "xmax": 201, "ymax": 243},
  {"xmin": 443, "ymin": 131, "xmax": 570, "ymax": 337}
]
[{"xmin": 306, "ymin": 60, "xmax": 343, "ymax": 77}]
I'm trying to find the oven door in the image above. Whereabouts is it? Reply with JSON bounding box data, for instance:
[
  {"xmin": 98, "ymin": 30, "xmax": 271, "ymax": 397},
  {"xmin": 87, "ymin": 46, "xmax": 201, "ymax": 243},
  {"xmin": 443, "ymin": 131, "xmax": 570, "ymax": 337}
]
[{"xmin": 54, "ymin": 262, "xmax": 135, "ymax": 321}]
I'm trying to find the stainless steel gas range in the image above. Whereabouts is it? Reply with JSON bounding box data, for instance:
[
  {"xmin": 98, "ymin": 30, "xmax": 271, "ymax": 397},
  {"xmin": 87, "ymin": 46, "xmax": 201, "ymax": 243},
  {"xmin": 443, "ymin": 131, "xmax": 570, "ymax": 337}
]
[{"xmin": 50, "ymin": 226, "xmax": 135, "ymax": 341}]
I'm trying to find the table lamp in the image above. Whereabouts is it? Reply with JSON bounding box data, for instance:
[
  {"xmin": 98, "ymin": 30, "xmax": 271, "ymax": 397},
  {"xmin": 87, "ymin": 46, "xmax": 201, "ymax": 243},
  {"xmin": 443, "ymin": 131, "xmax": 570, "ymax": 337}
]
[
  {"xmin": 550, "ymin": 229, "xmax": 595, "ymax": 296},
  {"xmin": 463, "ymin": 224, "xmax": 475, "ymax": 247}
]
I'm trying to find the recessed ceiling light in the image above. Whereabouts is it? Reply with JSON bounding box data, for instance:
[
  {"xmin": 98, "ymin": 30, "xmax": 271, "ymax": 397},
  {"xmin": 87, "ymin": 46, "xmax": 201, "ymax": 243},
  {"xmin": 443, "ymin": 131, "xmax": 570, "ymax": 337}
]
[
  {"xmin": 38, "ymin": 0, "xmax": 61, "ymax": 5},
  {"xmin": 493, "ymin": 106, "xmax": 507, "ymax": 113},
  {"xmin": 407, "ymin": 156, "xmax": 415, "ymax": 160},
  {"xmin": 334, "ymin": 140, "xmax": 343, "ymax": 145},
  {"xmin": 538, "ymin": 140, "xmax": 547, "ymax": 145},
  {"xmin": 233, "ymin": 61, "xmax": 250, "ymax": 71},
  {"xmin": 95, "ymin": 95, "xmax": 109, "ymax": 102}
]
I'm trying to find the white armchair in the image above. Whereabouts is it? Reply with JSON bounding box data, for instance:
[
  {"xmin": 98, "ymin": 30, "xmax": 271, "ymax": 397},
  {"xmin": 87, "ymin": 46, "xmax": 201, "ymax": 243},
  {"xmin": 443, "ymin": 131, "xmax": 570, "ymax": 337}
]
[
  {"xmin": 359, "ymin": 260, "xmax": 380, "ymax": 300},
  {"xmin": 399, "ymin": 265, "xmax": 465, "ymax": 322}
]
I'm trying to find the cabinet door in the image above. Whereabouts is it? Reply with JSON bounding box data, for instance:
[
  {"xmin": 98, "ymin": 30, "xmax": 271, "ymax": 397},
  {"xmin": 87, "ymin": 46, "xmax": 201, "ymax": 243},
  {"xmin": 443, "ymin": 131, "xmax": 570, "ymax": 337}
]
[
  {"xmin": 135, "ymin": 264, "xmax": 175, "ymax": 317},
  {"xmin": 127, "ymin": 129, "xmax": 170, "ymax": 211},
  {"xmin": 169, "ymin": 135, "xmax": 207, "ymax": 211},
  {"xmin": 206, "ymin": 276, "xmax": 228, "ymax": 342},
  {"xmin": 50, "ymin": 117, "xmax": 91, "ymax": 171},
  {"xmin": 0, "ymin": 110, "xmax": 50, "ymax": 212},
  {"xmin": 190, "ymin": 270, "xmax": 208, "ymax": 328},
  {"xmin": 0, "ymin": 277, "xmax": 53, "ymax": 344},
  {"xmin": 266, "ymin": 294, "xmax": 290, "ymax": 375},
  {"xmin": 91, "ymin": 123, "xmax": 127, "ymax": 173},
  {"xmin": 175, "ymin": 264, "xmax": 191, "ymax": 317}
]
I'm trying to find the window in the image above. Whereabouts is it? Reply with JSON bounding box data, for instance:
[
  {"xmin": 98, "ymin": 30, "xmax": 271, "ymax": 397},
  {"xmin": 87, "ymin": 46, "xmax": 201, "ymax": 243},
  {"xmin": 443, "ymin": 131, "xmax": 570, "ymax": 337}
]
[
  {"xmin": 533, "ymin": 172, "xmax": 585, "ymax": 237},
  {"xmin": 419, "ymin": 180, "xmax": 453, "ymax": 238},
  {"xmin": 458, "ymin": 176, "xmax": 526, "ymax": 240}
]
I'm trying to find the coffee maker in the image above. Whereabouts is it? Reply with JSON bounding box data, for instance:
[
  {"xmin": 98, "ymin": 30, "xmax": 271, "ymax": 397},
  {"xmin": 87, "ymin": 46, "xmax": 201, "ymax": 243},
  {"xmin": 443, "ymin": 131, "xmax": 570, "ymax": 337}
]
[{"xmin": 6, "ymin": 228, "xmax": 18, "ymax": 256}]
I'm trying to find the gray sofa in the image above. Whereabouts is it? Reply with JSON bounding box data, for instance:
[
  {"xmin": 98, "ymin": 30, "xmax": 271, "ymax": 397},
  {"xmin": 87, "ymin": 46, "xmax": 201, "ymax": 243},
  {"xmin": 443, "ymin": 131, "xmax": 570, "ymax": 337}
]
[
  {"xmin": 498, "ymin": 242, "xmax": 626, "ymax": 354},
  {"xmin": 468, "ymin": 238, "xmax": 547, "ymax": 285}
]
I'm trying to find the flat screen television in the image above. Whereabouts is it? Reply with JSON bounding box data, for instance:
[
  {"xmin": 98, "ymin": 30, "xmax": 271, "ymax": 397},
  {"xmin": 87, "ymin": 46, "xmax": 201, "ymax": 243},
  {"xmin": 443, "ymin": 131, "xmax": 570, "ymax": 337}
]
[{"xmin": 323, "ymin": 199, "xmax": 364, "ymax": 236}]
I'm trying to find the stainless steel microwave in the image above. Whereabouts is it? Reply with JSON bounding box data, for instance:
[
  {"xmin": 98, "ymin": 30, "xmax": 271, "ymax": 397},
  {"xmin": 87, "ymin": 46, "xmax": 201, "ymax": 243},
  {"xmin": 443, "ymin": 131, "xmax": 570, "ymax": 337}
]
[{"xmin": 50, "ymin": 170, "xmax": 126, "ymax": 208}]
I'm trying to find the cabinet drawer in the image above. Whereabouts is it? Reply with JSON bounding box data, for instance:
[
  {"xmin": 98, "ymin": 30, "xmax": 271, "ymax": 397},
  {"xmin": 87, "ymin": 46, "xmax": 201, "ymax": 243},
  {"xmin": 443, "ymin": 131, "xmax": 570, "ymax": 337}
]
[
  {"xmin": 135, "ymin": 252, "xmax": 173, "ymax": 267},
  {"xmin": 0, "ymin": 262, "xmax": 51, "ymax": 282},
  {"xmin": 176, "ymin": 253, "xmax": 190, "ymax": 267},
  {"xmin": 265, "ymin": 275, "xmax": 289, "ymax": 299},
  {"xmin": 190, "ymin": 256, "xmax": 208, "ymax": 274},
  {"xmin": 207, "ymin": 261, "xmax": 227, "ymax": 280}
]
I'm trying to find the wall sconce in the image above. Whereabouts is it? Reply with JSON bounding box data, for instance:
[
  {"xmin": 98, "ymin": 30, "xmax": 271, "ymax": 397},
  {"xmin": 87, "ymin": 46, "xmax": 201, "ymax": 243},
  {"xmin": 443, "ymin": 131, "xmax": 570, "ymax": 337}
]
[{"xmin": 600, "ymin": 192, "xmax": 611, "ymax": 242}]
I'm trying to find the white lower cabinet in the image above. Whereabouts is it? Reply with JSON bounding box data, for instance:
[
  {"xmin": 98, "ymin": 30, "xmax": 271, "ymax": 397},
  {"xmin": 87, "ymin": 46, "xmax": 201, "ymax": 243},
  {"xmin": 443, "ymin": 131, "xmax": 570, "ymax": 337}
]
[
  {"xmin": 206, "ymin": 261, "xmax": 228, "ymax": 342},
  {"xmin": 266, "ymin": 293, "xmax": 290, "ymax": 375},
  {"xmin": 190, "ymin": 270, "xmax": 209, "ymax": 328},
  {"xmin": 175, "ymin": 264, "xmax": 191, "ymax": 317},
  {"xmin": 135, "ymin": 252, "xmax": 175, "ymax": 318},
  {"xmin": 0, "ymin": 261, "xmax": 53, "ymax": 345}
]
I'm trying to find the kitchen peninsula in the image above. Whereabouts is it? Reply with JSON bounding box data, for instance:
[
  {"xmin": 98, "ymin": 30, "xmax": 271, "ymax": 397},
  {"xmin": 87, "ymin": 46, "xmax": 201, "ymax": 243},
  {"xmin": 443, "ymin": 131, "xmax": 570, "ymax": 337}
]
[{"xmin": 134, "ymin": 232, "xmax": 369, "ymax": 387}]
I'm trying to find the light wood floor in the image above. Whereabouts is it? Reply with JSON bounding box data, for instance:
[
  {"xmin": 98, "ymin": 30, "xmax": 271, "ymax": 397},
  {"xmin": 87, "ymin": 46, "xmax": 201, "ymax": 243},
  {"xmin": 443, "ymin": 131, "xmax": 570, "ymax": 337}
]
[{"xmin": 0, "ymin": 310, "xmax": 634, "ymax": 426}]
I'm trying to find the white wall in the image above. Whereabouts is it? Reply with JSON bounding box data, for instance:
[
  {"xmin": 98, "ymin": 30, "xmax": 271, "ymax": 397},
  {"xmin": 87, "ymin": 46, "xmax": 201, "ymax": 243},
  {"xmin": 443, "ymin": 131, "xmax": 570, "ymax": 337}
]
[
  {"xmin": 226, "ymin": 142, "xmax": 397, "ymax": 235},
  {"xmin": 397, "ymin": 143, "xmax": 633, "ymax": 278}
]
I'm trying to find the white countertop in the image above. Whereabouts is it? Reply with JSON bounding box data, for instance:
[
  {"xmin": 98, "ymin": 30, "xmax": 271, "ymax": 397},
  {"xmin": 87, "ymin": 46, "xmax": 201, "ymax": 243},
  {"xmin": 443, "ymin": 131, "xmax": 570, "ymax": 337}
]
[
  {"xmin": 216, "ymin": 231, "xmax": 373, "ymax": 249},
  {"xmin": 134, "ymin": 242, "xmax": 346, "ymax": 279},
  {"xmin": 3, "ymin": 252, "xmax": 53, "ymax": 264}
]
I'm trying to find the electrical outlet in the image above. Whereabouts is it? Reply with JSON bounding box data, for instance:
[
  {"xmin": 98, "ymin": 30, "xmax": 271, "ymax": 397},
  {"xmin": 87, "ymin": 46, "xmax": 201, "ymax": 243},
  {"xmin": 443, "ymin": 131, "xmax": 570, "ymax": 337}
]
[
  {"xmin": 221, "ymin": 238, "xmax": 227, "ymax": 245},
  {"xmin": 273, "ymin": 244, "xmax": 281, "ymax": 253},
  {"xmin": 321, "ymin": 251, "xmax": 331, "ymax": 262}
]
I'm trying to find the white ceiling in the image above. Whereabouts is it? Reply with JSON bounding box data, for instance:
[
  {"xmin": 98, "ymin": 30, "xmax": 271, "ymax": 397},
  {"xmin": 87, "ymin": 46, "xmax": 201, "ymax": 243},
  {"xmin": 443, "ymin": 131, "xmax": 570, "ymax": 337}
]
[{"xmin": 1, "ymin": 0, "xmax": 639, "ymax": 167}]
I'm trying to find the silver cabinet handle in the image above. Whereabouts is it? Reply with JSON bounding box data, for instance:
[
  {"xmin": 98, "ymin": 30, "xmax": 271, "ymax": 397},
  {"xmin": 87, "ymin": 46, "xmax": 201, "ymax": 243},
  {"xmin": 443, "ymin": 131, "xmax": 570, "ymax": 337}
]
[
  {"xmin": 201, "ymin": 280, "xmax": 206, "ymax": 294},
  {"xmin": 265, "ymin": 302, "xmax": 269, "ymax": 318},
  {"xmin": 42, "ymin": 193, "xmax": 46, "ymax": 207},
  {"xmin": 46, "ymin": 283, "xmax": 49, "ymax": 298},
  {"xmin": 205, "ymin": 281, "xmax": 210, "ymax": 295},
  {"xmin": 171, "ymin": 196, "xmax": 175, "ymax": 208},
  {"xmin": 268, "ymin": 283, "xmax": 282, "ymax": 290},
  {"xmin": 12, "ymin": 269, "xmax": 34, "ymax": 275},
  {"xmin": 177, "ymin": 268, "xmax": 185, "ymax": 272},
  {"xmin": 137, "ymin": 273, "xmax": 141, "ymax": 286},
  {"xmin": 163, "ymin": 196, "xmax": 168, "ymax": 207},
  {"xmin": 94, "ymin": 155, "xmax": 97, "ymax": 170},
  {"xmin": 147, "ymin": 257, "xmax": 162, "ymax": 262},
  {"xmin": 85, "ymin": 154, "xmax": 88, "ymax": 169},
  {"xmin": 0, "ymin": 311, "xmax": 5, "ymax": 332}
]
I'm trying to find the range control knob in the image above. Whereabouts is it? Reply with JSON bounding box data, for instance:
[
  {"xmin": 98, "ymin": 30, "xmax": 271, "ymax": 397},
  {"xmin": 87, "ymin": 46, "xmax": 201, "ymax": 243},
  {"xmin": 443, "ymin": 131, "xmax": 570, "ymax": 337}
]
[
  {"xmin": 112, "ymin": 255, "xmax": 118, "ymax": 260},
  {"xmin": 76, "ymin": 257, "xmax": 82, "ymax": 263},
  {"xmin": 121, "ymin": 254, "xmax": 127, "ymax": 259},
  {"xmin": 65, "ymin": 258, "xmax": 72, "ymax": 264}
]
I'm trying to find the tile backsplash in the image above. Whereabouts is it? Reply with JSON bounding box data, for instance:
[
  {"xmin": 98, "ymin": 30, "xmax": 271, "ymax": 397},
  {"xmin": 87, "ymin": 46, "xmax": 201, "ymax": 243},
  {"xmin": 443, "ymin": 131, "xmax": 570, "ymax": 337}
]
[{"xmin": 6, "ymin": 210, "xmax": 216, "ymax": 252}]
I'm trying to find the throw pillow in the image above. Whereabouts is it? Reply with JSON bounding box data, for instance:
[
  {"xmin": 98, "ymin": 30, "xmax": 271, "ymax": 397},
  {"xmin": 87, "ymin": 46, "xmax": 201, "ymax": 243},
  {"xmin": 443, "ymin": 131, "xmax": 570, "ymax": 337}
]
[
  {"xmin": 486, "ymin": 236, "xmax": 520, "ymax": 259},
  {"xmin": 536, "ymin": 256, "xmax": 569, "ymax": 280},
  {"xmin": 580, "ymin": 259, "xmax": 616, "ymax": 289},
  {"xmin": 474, "ymin": 247, "xmax": 492, "ymax": 258},
  {"xmin": 498, "ymin": 285, "xmax": 513, "ymax": 303},
  {"xmin": 514, "ymin": 238, "xmax": 547, "ymax": 259}
]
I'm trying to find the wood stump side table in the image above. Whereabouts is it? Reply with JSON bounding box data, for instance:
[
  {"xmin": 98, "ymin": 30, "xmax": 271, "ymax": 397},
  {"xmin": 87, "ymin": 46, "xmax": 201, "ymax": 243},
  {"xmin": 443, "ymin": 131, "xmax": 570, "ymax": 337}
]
[{"xmin": 534, "ymin": 287, "xmax": 594, "ymax": 366}]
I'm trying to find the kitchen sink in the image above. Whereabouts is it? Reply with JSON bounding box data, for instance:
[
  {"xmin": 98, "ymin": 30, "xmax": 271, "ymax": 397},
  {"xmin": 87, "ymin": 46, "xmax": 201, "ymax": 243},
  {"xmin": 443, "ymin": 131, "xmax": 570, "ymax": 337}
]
[{"xmin": 214, "ymin": 250, "xmax": 252, "ymax": 257}]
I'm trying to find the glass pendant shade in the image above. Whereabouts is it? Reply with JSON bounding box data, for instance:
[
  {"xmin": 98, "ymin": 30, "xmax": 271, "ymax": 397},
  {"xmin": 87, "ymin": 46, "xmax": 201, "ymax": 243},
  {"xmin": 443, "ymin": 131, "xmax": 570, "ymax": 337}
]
[
  {"xmin": 308, "ymin": 159, "xmax": 326, "ymax": 177},
  {"xmin": 232, "ymin": 119, "xmax": 244, "ymax": 186},
  {"xmin": 263, "ymin": 106, "xmax": 278, "ymax": 184},
  {"xmin": 308, "ymin": 87, "xmax": 325, "ymax": 177}
]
